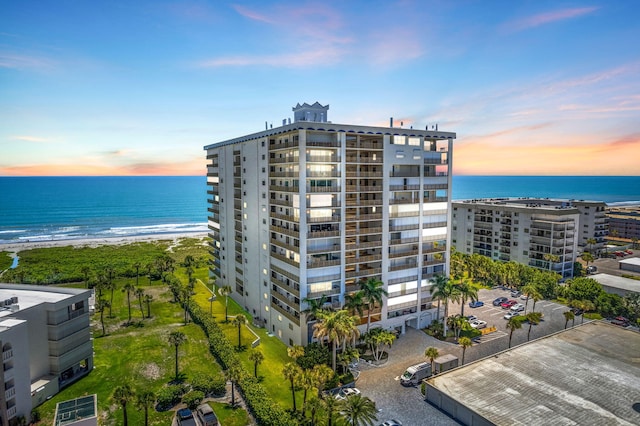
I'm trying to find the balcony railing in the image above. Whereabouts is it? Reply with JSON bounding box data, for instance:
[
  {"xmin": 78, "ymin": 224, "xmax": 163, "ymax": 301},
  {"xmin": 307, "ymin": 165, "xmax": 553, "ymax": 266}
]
[
  {"xmin": 307, "ymin": 258, "xmax": 341, "ymax": 268},
  {"xmin": 270, "ymin": 302, "xmax": 300, "ymax": 325}
]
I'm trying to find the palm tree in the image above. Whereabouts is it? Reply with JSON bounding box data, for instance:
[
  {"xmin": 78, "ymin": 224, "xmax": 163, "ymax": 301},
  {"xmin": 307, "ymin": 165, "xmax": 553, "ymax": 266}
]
[
  {"xmin": 104, "ymin": 277, "xmax": 116, "ymax": 317},
  {"xmin": 132, "ymin": 261, "xmax": 141, "ymax": 287},
  {"xmin": 359, "ymin": 277, "xmax": 388, "ymax": 332},
  {"xmin": 543, "ymin": 253, "xmax": 560, "ymax": 271},
  {"xmin": 143, "ymin": 294, "xmax": 153, "ymax": 318},
  {"xmin": 302, "ymin": 294, "xmax": 329, "ymax": 321},
  {"xmin": 425, "ymin": 347, "xmax": 439, "ymax": 374},
  {"xmin": 457, "ymin": 279, "xmax": 478, "ymax": 318},
  {"xmin": 344, "ymin": 291, "xmax": 365, "ymax": 319},
  {"xmin": 311, "ymin": 364, "xmax": 334, "ymax": 398},
  {"xmin": 283, "ymin": 361, "xmax": 301, "ymax": 413},
  {"xmin": 226, "ymin": 365, "xmax": 242, "ymax": 407},
  {"xmin": 563, "ymin": 310, "xmax": 575, "ymax": 329},
  {"xmin": 525, "ymin": 311, "xmax": 543, "ymax": 341},
  {"xmin": 581, "ymin": 252, "xmax": 595, "ymax": 270},
  {"xmin": 135, "ymin": 288, "xmax": 145, "ymax": 319},
  {"xmin": 248, "ymin": 349, "xmax": 264, "ymax": 378},
  {"xmin": 145, "ymin": 262, "xmax": 154, "ymax": 285},
  {"xmin": 586, "ymin": 237, "xmax": 597, "ymax": 253},
  {"xmin": 431, "ymin": 278, "xmax": 461, "ymax": 336},
  {"xmin": 80, "ymin": 265, "xmax": 92, "ymax": 289},
  {"xmin": 219, "ymin": 285, "xmax": 232, "ymax": 322},
  {"xmin": 506, "ymin": 316, "xmax": 524, "ymax": 348},
  {"xmin": 338, "ymin": 394, "xmax": 378, "ymax": 426},
  {"xmin": 287, "ymin": 344, "xmax": 305, "ymax": 361},
  {"xmin": 95, "ymin": 298, "xmax": 110, "ymax": 336},
  {"xmin": 575, "ymin": 300, "xmax": 595, "ymax": 324},
  {"xmin": 136, "ymin": 391, "xmax": 155, "ymax": 426},
  {"xmin": 430, "ymin": 274, "xmax": 448, "ymax": 323},
  {"xmin": 322, "ymin": 392, "xmax": 339, "ymax": 426},
  {"xmin": 180, "ymin": 285, "xmax": 191, "ymax": 325},
  {"xmin": 521, "ymin": 284, "xmax": 542, "ymax": 314},
  {"xmin": 168, "ymin": 331, "xmax": 186, "ymax": 380},
  {"xmin": 299, "ymin": 368, "xmax": 315, "ymax": 413},
  {"xmin": 112, "ymin": 384, "xmax": 134, "ymax": 426},
  {"xmin": 122, "ymin": 282, "xmax": 135, "ymax": 323},
  {"xmin": 313, "ymin": 309, "xmax": 358, "ymax": 371},
  {"xmin": 232, "ymin": 314, "xmax": 247, "ymax": 349},
  {"xmin": 459, "ymin": 337, "xmax": 472, "ymax": 365}
]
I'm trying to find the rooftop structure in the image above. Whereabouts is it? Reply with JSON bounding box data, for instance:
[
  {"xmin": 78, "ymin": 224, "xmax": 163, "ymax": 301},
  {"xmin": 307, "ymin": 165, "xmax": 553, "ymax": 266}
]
[
  {"xmin": 54, "ymin": 394, "xmax": 97, "ymax": 426},
  {"xmin": 425, "ymin": 321, "xmax": 640, "ymax": 425},
  {"xmin": 0, "ymin": 284, "xmax": 93, "ymax": 424},
  {"xmin": 204, "ymin": 103, "xmax": 456, "ymax": 345}
]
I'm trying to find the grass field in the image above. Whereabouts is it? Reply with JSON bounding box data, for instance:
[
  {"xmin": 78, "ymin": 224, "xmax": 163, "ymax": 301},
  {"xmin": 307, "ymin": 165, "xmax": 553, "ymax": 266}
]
[{"xmin": 8, "ymin": 238, "xmax": 309, "ymax": 424}]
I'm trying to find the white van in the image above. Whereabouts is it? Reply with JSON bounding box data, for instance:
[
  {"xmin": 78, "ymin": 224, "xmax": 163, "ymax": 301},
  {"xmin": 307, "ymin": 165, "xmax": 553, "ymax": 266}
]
[{"xmin": 400, "ymin": 362, "xmax": 432, "ymax": 386}]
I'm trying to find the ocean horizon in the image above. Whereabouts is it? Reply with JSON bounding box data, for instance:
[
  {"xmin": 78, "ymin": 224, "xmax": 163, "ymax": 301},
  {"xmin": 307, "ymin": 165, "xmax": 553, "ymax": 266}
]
[{"xmin": 0, "ymin": 175, "xmax": 638, "ymax": 244}]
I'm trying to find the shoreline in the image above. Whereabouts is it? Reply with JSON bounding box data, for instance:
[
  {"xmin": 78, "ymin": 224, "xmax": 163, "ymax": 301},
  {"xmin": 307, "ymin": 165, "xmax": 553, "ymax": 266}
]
[{"xmin": 0, "ymin": 232, "xmax": 209, "ymax": 255}]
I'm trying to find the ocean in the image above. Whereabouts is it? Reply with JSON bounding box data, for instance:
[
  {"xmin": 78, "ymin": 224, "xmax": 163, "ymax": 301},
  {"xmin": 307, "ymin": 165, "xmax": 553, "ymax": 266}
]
[{"xmin": 0, "ymin": 176, "xmax": 638, "ymax": 243}]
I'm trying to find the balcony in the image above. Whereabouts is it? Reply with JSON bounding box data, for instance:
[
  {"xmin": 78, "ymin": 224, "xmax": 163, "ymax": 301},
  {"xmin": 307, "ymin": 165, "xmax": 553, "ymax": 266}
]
[
  {"xmin": 388, "ymin": 275, "xmax": 418, "ymax": 285},
  {"xmin": 306, "ymin": 155, "xmax": 339, "ymax": 163},
  {"xmin": 307, "ymin": 186, "xmax": 340, "ymax": 193},
  {"xmin": 272, "ymin": 290, "xmax": 300, "ymax": 310},
  {"xmin": 389, "ymin": 248, "xmax": 419, "ymax": 258},
  {"xmin": 345, "ymin": 254, "xmax": 382, "ymax": 265},
  {"xmin": 345, "ymin": 140, "xmax": 383, "ymax": 150},
  {"xmin": 307, "ymin": 258, "xmax": 341, "ymax": 268},
  {"xmin": 345, "ymin": 226, "xmax": 382, "ymax": 236},
  {"xmin": 308, "ymin": 215, "xmax": 341, "ymax": 223},
  {"xmin": 2, "ymin": 348, "xmax": 12, "ymax": 361},
  {"xmin": 5, "ymin": 386, "xmax": 15, "ymax": 401},
  {"xmin": 270, "ymin": 224, "xmax": 299, "ymax": 237},
  {"xmin": 345, "ymin": 185, "xmax": 383, "ymax": 192},
  {"xmin": 345, "ymin": 267, "xmax": 382, "ymax": 279},
  {"xmin": 346, "ymin": 198, "xmax": 382, "ymax": 206},
  {"xmin": 271, "ymin": 252, "xmax": 299, "ymax": 267},
  {"xmin": 344, "ymin": 213, "xmax": 382, "ymax": 221},
  {"xmin": 270, "ymin": 139, "xmax": 299, "ymax": 150},
  {"xmin": 306, "ymin": 139, "xmax": 340, "ymax": 148},
  {"xmin": 345, "ymin": 171, "xmax": 383, "ymax": 178},
  {"xmin": 269, "ymin": 171, "xmax": 300, "ymax": 178},
  {"xmin": 345, "ymin": 240, "xmax": 381, "ymax": 250},
  {"xmin": 389, "ymin": 237, "xmax": 420, "ymax": 245},
  {"xmin": 307, "ymin": 170, "xmax": 341, "ymax": 178},
  {"xmin": 270, "ymin": 301, "xmax": 300, "ymax": 325},
  {"xmin": 271, "ymin": 185, "xmax": 300, "ymax": 192},
  {"xmin": 389, "ymin": 184, "xmax": 420, "ymax": 191}
]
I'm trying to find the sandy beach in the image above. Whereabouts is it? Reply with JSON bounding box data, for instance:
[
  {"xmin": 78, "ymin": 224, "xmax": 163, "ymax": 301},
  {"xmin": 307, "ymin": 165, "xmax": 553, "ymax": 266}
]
[{"xmin": 0, "ymin": 232, "xmax": 209, "ymax": 255}]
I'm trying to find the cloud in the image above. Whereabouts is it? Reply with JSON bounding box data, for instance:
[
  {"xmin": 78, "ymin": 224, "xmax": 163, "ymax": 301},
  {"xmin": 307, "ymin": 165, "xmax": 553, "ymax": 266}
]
[
  {"xmin": 503, "ymin": 7, "xmax": 598, "ymax": 32},
  {"xmin": 0, "ymin": 52, "xmax": 56, "ymax": 70},
  {"xmin": 197, "ymin": 46, "xmax": 345, "ymax": 68},
  {"xmin": 11, "ymin": 135, "xmax": 54, "ymax": 143}
]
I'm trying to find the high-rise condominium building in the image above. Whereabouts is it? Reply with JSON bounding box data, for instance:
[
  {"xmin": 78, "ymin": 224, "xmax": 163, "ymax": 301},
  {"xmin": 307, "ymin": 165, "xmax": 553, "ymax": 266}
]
[
  {"xmin": 0, "ymin": 284, "xmax": 93, "ymax": 425},
  {"xmin": 204, "ymin": 103, "xmax": 455, "ymax": 346},
  {"xmin": 450, "ymin": 198, "xmax": 602, "ymax": 279}
]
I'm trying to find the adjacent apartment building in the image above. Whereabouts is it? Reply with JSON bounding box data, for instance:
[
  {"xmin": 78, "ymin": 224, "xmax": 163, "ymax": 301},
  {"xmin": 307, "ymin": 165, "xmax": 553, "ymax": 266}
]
[
  {"xmin": 0, "ymin": 284, "xmax": 93, "ymax": 425},
  {"xmin": 451, "ymin": 198, "xmax": 608, "ymax": 280},
  {"xmin": 204, "ymin": 103, "xmax": 455, "ymax": 345}
]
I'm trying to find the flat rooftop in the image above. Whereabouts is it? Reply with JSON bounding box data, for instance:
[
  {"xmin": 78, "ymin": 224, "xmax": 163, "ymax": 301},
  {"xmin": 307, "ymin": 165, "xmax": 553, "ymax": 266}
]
[
  {"xmin": 0, "ymin": 284, "xmax": 88, "ymax": 318},
  {"xmin": 55, "ymin": 394, "xmax": 97, "ymax": 426},
  {"xmin": 591, "ymin": 273, "xmax": 640, "ymax": 293},
  {"xmin": 426, "ymin": 322, "xmax": 640, "ymax": 425}
]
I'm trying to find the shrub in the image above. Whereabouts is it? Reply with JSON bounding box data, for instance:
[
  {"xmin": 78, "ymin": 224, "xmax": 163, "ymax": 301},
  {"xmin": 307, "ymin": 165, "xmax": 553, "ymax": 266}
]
[
  {"xmin": 182, "ymin": 390, "xmax": 204, "ymax": 410},
  {"xmin": 191, "ymin": 372, "xmax": 226, "ymax": 397},
  {"xmin": 156, "ymin": 384, "xmax": 186, "ymax": 410},
  {"xmin": 297, "ymin": 342, "xmax": 330, "ymax": 370}
]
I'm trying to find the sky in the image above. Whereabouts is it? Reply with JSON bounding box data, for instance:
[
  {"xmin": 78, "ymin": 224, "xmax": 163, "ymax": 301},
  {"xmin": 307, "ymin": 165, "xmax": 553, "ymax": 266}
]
[{"xmin": 1, "ymin": 1, "xmax": 639, "ymax": 176}]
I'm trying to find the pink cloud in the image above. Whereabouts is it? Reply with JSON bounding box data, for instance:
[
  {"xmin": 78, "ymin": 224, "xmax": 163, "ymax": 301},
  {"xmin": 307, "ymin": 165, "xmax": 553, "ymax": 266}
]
[{"xmin": 504, "ymin": 7, "xmax": 598, "ymax": 32}]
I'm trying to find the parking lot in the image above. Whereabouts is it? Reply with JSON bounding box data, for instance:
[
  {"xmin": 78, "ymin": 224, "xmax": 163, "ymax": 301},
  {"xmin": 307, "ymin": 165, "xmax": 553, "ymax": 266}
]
[{"xmin": 355, "ymin": 288, "xmax": 584, "ymax": 425}]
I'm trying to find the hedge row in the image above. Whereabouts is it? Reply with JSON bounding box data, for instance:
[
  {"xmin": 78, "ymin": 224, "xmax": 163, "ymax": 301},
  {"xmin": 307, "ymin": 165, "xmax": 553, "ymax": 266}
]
[{"xmin": 187, "ymin": 300, "xmax": 298, "ymax": 426}]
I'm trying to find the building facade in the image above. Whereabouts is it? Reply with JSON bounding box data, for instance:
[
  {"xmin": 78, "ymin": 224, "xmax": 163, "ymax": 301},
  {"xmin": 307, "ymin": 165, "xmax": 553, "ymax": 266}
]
[
  {"xmin": 0, "ymin": 284, "xmax": 93, "ymax": 425},
  {"xmin": 205, "ymin": 103, "xmax": 455, "ymax": 345},
  {"xmin": 607, "ymin": 206, "xmax": 640, "ymax": 242},
  {"xmin": 451, "ymin": 199, "xmax": 581, "ymax": 279}
]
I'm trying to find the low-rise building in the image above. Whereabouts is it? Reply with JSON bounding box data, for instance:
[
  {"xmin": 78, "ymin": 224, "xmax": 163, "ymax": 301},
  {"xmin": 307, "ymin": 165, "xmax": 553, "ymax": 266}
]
[
  {"xmin": 607, "ymin": 205, "xmax": 640, "ymax": 242},
  {"xmin": 425, "ymin": 321, "xmax": 640, "ymax": 425},
  {"xmin": 590, "ymin": 273, "xmax": 640, "ymax": 296},
  {"xmin": 0, "ymin": 284, "xmax": 93, "ymax": 425}
]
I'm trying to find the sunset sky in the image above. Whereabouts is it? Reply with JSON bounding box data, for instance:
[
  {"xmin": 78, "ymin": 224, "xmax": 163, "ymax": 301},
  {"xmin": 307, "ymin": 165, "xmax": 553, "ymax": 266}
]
[{"xmin": 1, "ymin": 1, "xmax": 639, "ymax": 176}]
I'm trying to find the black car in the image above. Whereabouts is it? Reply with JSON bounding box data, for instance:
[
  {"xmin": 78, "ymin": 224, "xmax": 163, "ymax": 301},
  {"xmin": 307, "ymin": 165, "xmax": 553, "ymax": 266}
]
[
  {"xmin": 177, "ymin": 409, "xmax": 197, "ymax": 426},
  {"xmin": 493, "ymin": 297, "xmax": 508, "ymax": 306},
  {"xmin": 570, "ymin": 308, "xmax": 584, "ymax": 316}
]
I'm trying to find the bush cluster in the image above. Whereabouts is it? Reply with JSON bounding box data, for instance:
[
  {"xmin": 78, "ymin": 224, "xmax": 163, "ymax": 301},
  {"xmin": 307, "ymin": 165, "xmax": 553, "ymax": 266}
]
[{"xmin": 187, "ymin": 300, "xmax": 297, "ymax": 426}]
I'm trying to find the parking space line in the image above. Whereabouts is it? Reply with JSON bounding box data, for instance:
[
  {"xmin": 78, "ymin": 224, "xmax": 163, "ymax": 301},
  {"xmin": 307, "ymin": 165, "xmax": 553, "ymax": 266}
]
[{"xmin": 552, "ymin": 306, "xmax": 566, "ymax": 311}]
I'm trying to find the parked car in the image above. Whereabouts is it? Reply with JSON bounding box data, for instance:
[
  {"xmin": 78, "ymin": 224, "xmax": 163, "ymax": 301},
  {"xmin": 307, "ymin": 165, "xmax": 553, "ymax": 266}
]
[
  {"xmin": 504, "ymin": 311, "xmax": 520, "ymax": 320},
  {"xmin": 500, "ymin": 300, "xmax": 518, "ymax": 309},
  {"xmin": 510, "ymin": 303, "xmax": 525, "ymax": 312},
  {"xmin": 493, "ymin": 297, "xmax": 508, "ymax": 306},
  {"xmin": 379, "ymin": 421, "xmax": 403, "ymax": 426},
  {"xmin": 470, "ymin": 320, "xmax": 487, "ymax": 329},
  {"xmin": 469, "ymin": 300, "xmax": 484, "ymax": 308},
  {"xmin": 465, "ymin": 315, "xmax": 478, "ymax": 322},
  {"xmin": 570, "ymin": 308, "xmax": 584, "ymax": 316},
  {"xmin": 586, "ymin": 265, "xmax": 597, "ymax": 274},
  {"xmin": 336, "ymin": 387, "xmax": 361, "ymax": 400},
  {"xmin": 611, "ymin": 316, "xmax": 630, "ymax": 326},
  {"xmin": 197, "ymin": 404, "xmax": 219, "ymax": 426},
  {"xmin": 520, "ymin": 294, "xmax": 529, "ymax": 300},
  {"xmin": 511, "ymin": 290, "xmax": 521, "ymax": 297},
  {"xmin": 177, "ymin": 409, "xmax": 197, "ymax": 426}
]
